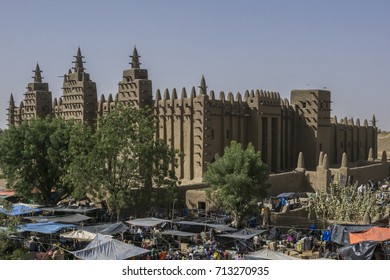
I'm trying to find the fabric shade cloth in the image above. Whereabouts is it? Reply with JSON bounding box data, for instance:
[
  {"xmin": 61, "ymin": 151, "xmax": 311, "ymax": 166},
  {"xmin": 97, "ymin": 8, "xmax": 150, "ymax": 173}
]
[
  {"xmin": 245, "ymin": 248, "xmax": 300, "ymax": 260},
  {"xmin": 160, "ymin": 230, "xmax": 196, "ymax": 237},
  {"xmin": 218, "ymin": 228, "xmax": 267, "ymax": 240},
  {"xmin": 176, "ymin": 221, "xmax": 236, "ymax": 232},
  {"xmin": 27, "ymin": 213, "xmax": 91, "ymax": 224},
  {"xmin": 18, "ymin": 222, "xmax": 75, "ymax": 234},
  {"xmin": 70, "ymin": 234, "xmax": 150, "ymax": 260},
  {"xmin": 83, "ymin": 222, "xmax": 129, "ymax": 235},
  {"xmin": 126, "ymin": 217, "xmax": 170, "ymax": 227},
  {"xmin": 349, "ymin": 226, "xmax": 390, "ymax": 244},
  {"xmin": 0, "ymin": 204, "xmax": 41, "ymax": 216},
  {"xmin": 60, "ymin": 230, "xmax": 97, "ymax": 241},
  {"xmin": 331, "ymin": 224, "xmax": 373, "ymax": 245}
]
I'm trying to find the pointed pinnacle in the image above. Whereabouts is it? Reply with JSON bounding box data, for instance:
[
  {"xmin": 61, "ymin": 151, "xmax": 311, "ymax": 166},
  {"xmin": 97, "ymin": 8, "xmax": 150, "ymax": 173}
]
[
  {"xmin": 9, "ymin": 93, "xmax": 15, "ymax": 105},
  {"xmin": 33, "ymin": 63, "xmax": 43, "ymax": 82},
  {"xmin": 372, "ymin": 115, "xmax": 377, "ymax": 127},
  {"xmin": 297, "ymin": 152, "xmax": 305, "ymax": 169},
  {"xmin": 130, "ymin": 46, "xmax": 141, "ymax": 69},
  {"xmin": 341, "ymin": 152, "xmax": 348, "ymax": 168},
  {"xmin": 198, "ymin": 74, "xmax": 207, "ymax": 95},
  {"xmin": 77, "ymin": 46, "xmax": 82, "ymax": 57},
  {"xmin": 73, "ymin": 47, "xmax": 85, "ymax": 72}
]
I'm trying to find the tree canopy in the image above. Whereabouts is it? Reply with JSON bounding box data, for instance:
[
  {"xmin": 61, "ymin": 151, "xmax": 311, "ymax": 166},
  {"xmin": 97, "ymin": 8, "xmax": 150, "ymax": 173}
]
[
  {"xmin": 0, "ymin": 118, "xmax": 84, "ymax": 205},
  {"xmin": 204, "ymin": 141, "xmax": 269, "ymax": 228},
  {"xmin": 0, "ymin": 201, "xmax": 23, "ymax": 260},
  {"xmin": 67, "ymin": 105, "xmax": 179, "ymax": 220}
]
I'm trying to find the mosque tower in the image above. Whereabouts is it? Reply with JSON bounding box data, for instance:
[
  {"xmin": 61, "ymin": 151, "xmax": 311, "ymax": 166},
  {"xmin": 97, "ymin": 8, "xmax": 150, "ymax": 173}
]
[
  {"xmin": 116, "ymin": 46, "xmax": 153, "ymax": 108},
  {"xmin": 55, "ymin": 47, "xmax": 97, "ymax": 127}
]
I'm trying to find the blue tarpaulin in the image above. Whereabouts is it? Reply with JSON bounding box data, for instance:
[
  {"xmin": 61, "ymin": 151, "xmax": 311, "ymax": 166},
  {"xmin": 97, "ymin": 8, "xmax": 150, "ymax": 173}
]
[
  {"xmin": 18, "ymin": 222, "xmax": 75, "ymax": 234},
  {"xmin": 0, "ymin": 204, "xmax": 41, "ymax": 216}
]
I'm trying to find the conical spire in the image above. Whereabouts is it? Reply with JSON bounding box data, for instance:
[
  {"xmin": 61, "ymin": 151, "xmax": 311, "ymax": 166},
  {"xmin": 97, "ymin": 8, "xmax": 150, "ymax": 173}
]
[
  {"xmin": 9, "ymin": 93, "xmax": 15, "ymax": 107},
  {"xmin": 341, "ymin": 152, "xmax": 348, "ymax": 168},
  {"xmin": 296, "ymin": 152, "xmax": 305, "ymax": 171},
  {"xmin": 219, "ymin": 91, "xmax": 225, "ymax": 100},
  {"xmin": 172, "ymin": 88, "xmax": 178, "ymax": 100},
  {"xmin": 73, "ymin": 47, "xmax": 85, "ymax": 72},
  {"xmin": 368, "ymin": 148, "xmax": 374, "ymax": 161},
  {"xmin": 323, "ymin": 154, "xmax": 329, "ymax": 169},
  {"xmin": 156, "ymin": 89, "xmax": 162, "ymax": 101},
  {"xmin": 372, "ymin": 114, "xmax": 377, "ymax": 127},
  {"xmin": 318, "ymin": 151, "xmax": 324, "ymax": 167},
  {"xmin": 236, "ymin": 92, "xmax": 242, "ymax": 102},
  {"xmin": 190, "ymin": 86, "xmax": 196, "ymax": 98},
  {"xmin": 198, "ymin": 75, "xmax": 207, "ymax": 95},
  {"xmin": 33, "ymin": 63, "xmax": 42, "ymax": 82},
  {"xmin": 244, "ymin": 90, "xmax": 249, "ymax": 101},
  {"xmin": 181, "ymin": 88, "xmax": 187, "ymax": 99},
  {"xmin": 381, "ymin": 151, "xmax": 387, "ymax": 163},
  {"xmin": 130, "ymin": 46, "xmax": 141, "ymax": 69},
  {"xmin": 163, "ymin": 89, "xmax": 170, "ymax": 100},
  {"xmin": 209, "ymin": 90, "xmax": 215, "ymax": 100},
  {"xmin": 228, "ymin": 92, "xmax": 234, "ymax": 102}
]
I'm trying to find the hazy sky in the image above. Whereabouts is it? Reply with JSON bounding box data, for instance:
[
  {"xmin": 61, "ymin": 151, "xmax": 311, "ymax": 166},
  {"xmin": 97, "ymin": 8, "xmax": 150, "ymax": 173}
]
[{"xmin": 1, "ymin": 0, "xmax": 389, "ymax": 130}]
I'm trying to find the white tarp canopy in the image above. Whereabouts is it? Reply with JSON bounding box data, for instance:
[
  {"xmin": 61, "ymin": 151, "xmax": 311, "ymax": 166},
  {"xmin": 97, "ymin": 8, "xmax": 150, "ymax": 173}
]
[
  {"xmin": 218, "ymin": 228, "xmax": 267, "ymax": 240},
  {"xmin": 126, "ymin": 217, "xmax": 170, "ymax": 227},
  {"xmin": 60, "ymin": 230, "xmax": 97, "ymax": 241},
  {"xmin": 245, "ymin": 248, "xmax": 300, "ymax": 260},
  {"xmin": 70, "ymin": 234, "xmax": 150, "ymax": 260},
  {"xmin": 27, "ymin": 213, "xmax": 91, "ymax": 224},
  {"xmin": 83, "ymin": 222, "xmax": 129, "ymax": 235}
]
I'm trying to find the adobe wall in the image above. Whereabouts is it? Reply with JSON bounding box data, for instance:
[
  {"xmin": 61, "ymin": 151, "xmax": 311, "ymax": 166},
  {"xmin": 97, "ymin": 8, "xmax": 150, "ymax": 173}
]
[
  {"xmin": 185, "ymin": 189, "xmax": 215, "ymax": 211},
  {"xmin": 185, "ymin": 171, "xmax": 310, "ymax": 210},
  {"xmin": 348, "ymin": 162, "xmax": 389, "ymax": 184},
  {"xmin": 305, "ymin": 171, "xmax": 318, "ymax": 191},
  {"xmin": 267, "ymin": 171, "xmax": 309, "ymax": 196},
  {"xmin": 184, "ymin": 160, "xmax": 389, "ymax": 210}
]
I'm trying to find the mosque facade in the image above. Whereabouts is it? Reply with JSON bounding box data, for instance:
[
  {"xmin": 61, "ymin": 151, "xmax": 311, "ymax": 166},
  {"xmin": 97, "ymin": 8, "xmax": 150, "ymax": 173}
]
[{"xmin": 7, "ymin": 47, "xmax": 378, "ymax": 183}]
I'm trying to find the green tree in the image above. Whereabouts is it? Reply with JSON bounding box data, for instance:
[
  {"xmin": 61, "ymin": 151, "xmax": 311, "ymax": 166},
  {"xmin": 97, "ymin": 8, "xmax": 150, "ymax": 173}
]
[
  {"xmin": 204, "ymin": 141, "xmax": 269, "ymax": 228},
  {"xmin": 0, "ymin": 118, "xmax": 82, "ymax": 205},
  {"xmin": 67, "ymin": 105, "xmax": 179, "ymax": 221},
  {"xmin": 0, "ymin": 201, "xmax": 24, "ymax": 260}
]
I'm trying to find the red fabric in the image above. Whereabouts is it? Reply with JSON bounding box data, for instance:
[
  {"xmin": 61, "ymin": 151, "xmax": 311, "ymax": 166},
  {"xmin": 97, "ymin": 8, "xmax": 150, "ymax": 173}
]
[
  {"xmin": 0, "ymin": 190, "xmax": 15, "ymax": 196},
  {"xmin": 349, "ymin": 227, "xmax": 390, "ymax": 244}
]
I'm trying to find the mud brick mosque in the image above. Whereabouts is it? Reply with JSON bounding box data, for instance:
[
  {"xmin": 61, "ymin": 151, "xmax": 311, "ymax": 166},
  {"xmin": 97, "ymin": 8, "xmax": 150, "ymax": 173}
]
[{"xmin": 7, "ymin": 48, "xmax": 388, "ymax": 207}]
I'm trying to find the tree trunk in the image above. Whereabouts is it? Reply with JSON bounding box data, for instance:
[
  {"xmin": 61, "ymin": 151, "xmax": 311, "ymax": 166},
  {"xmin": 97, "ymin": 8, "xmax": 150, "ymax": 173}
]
[
  {"xmin": 42, "ymin": 190, "xmax": 51, "ymax": 206},
  {"xmin": 116, "ymin": 209, "xmax": 121, "ymax": 222},
  {"xmin": 233, "ymin": 212, "xmax": 243, "ymax": 228}
]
